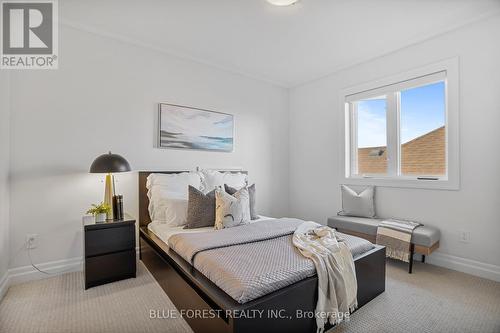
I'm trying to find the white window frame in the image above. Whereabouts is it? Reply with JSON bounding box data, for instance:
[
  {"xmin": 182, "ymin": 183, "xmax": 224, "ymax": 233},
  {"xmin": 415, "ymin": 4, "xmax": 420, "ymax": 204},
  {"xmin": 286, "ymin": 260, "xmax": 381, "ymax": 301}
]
[{"xmin": 340, "ymin": 58, "xmax": 460, "ymax": 190}]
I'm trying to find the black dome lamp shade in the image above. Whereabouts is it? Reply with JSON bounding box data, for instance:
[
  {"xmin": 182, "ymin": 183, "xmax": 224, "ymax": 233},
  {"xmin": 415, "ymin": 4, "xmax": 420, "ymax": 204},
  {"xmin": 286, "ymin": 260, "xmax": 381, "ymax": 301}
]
[
  {"xmin": 90, "ymin": 152, "xmax": 131, "ymax": 220},
  {"xmin": 89, "ymin": 152, "xmax": 131, "ymax": 173}
]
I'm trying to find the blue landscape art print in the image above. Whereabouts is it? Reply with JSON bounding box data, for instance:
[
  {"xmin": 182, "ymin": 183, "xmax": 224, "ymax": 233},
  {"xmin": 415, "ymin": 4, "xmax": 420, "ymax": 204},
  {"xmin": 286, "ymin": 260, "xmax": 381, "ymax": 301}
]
[{"xmin": 159, "ymin": 103, "xmax": 234, "ymax": 152}]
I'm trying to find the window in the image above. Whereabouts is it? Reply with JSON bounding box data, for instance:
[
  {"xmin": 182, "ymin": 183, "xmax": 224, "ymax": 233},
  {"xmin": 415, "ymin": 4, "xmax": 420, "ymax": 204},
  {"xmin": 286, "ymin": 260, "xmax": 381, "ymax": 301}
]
[
  {"xmin": 342, "ymin": 59, "xmax": 459, "ymax": 189},
  {"xmin": 400, "ymin": 82, "xmax": 446, "ymax": 176},
  {"xmin": 355, "ymin": 97, "xmax": 388, "ymax": 175}
]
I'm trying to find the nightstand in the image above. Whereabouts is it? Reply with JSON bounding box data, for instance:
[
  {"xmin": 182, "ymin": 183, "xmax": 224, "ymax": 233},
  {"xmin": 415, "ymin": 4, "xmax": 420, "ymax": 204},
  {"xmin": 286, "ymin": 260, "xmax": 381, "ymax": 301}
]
[{"xmin": 83, "ymin": 215, "xmax": 136, "ymax": 289}]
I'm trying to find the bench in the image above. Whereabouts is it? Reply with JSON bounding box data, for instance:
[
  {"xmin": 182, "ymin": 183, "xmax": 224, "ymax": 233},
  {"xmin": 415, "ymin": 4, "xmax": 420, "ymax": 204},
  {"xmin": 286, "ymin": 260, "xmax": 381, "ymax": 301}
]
[{"xmin": 328, "ymin": 215, "xmax": 440, "ymax": 273}]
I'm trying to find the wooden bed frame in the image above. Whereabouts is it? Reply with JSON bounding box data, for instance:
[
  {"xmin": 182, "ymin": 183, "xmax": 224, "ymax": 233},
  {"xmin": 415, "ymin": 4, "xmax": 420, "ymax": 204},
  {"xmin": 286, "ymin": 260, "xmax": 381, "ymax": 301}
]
[{"xmin": 138, "ymin": 171, "xmax": 386, "ymax": 333}]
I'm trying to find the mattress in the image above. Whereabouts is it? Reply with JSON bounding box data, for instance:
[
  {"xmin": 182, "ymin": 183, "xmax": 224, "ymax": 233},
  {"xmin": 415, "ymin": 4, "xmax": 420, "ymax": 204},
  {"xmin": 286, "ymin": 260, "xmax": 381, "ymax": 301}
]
[
  {"xmin": 147, "ymin": 215, "xmax": 274, "ymax": 246},
  {"xmin": 148, "ymin": 218, "xmax": 375, "ymax": 304}
]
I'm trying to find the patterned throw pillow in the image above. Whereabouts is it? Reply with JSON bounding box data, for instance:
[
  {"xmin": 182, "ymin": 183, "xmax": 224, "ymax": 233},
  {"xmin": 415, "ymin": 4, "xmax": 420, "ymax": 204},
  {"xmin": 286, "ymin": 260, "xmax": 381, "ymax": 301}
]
[
  {"xmin": 224, "ymin": 184, "xmax": 258, "ymax": 220},
  {"xmin": 215, "ymin": 188, "xmax": 251, "ymax": 230},
  {"xmin": 184, "ymin": 186, "xmax": 216, "ymax": 229}
]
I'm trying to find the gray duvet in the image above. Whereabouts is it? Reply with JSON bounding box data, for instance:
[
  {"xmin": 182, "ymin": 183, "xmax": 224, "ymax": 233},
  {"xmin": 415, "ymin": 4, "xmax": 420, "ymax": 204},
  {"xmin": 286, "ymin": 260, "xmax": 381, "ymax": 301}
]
[{"xmin": 168, "ymin": 218, "xmax": 374, "ymax": 304}]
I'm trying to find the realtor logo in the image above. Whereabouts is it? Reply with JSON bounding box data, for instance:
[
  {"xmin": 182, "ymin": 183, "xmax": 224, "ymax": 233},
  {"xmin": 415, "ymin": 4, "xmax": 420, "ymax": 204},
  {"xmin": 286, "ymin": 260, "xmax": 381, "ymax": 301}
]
[{"xmin": 1, "ymin": 0, "xmax": 58, "ymax": 69}]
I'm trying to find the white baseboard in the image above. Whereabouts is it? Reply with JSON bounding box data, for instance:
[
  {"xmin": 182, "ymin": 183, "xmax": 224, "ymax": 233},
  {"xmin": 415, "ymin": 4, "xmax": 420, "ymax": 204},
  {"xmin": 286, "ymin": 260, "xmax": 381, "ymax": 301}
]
[
  {"xmin": 0, "ymin": 271, "xmax": 9, "ymax": 301},
  {"xmin": 1, "ymin": 247, "xmax": 142, "ymax": 298},
  {"xmin": 8, "ymin": 256, "xmax": 84, "ymax": 286},
  {"xmin": 426, "ymin": 252, "xmax": 500, "ymax": 282},
  {"xmin": 0, "ymin": 256, "xmax": 83, "ymax": 303}
]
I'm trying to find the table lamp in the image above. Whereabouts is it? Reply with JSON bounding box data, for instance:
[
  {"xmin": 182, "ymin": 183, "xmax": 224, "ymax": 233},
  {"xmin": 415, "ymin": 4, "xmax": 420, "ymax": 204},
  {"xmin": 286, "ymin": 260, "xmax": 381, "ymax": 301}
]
[{"xmin": 89, "ymin": 151, "xmax": 131, "ymax": 220}]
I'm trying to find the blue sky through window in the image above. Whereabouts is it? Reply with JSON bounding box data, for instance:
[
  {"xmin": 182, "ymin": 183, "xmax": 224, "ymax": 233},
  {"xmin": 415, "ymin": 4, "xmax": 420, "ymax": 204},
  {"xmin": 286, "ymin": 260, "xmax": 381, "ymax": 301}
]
[
  {"xmin": 357, "ymin": 81, "xmax": 445, "ymax": 148},
  {"xmin": 401, "ymin": 81, "xmax": 445, "ymax": 143},
  {"xmin": 357, "ymin": 98, "xmax": 387, "ymax": 148}
]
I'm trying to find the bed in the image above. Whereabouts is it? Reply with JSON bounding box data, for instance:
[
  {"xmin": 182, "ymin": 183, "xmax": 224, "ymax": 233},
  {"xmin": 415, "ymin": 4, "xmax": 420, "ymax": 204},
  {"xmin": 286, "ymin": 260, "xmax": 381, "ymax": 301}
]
[{"xmin": 138, "ymin": 171, "xmax": 386, "ymax": 333}]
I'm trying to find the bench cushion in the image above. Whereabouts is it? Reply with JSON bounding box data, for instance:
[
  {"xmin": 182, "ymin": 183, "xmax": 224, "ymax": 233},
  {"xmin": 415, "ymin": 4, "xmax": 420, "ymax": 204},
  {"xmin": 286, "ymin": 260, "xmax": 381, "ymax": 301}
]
[
  {"xmin": 327, "ymin": 216, "xmax": 440, "ymax": 248},
  {"xmin": 328, "ymin": 216, "xmax": 380, "ymax": 235}
]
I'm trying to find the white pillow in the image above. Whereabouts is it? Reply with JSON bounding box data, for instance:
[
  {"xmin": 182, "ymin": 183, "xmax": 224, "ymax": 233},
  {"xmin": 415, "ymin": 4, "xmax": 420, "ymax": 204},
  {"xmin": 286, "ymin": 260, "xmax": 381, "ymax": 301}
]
[
  {"xmin": 148, "ymin": 190, "xmax": 188, "ymax": 223},
  {"xmin": 214, "ymin": 187, "xmax": 251, "ymax": 230},
  {"xmin": 199, "ymin": 169, "xmax": 247, "ymax": 193},
  {"xmin": 148, "ymin": 185, "xmax": 188, "ymax": 201},
  {"xmin": 339, "ymin": 185, "xmax": 376, "ymax": 218},
  {"xmin": 146, "ymin": 172, "xmax": 202, "ymax": 196},
  {"xmin": 147, "ymin": 172, "xmax": 202, "ymax": 220},
  {"xmin": 162, "ymin": 197, "xmax": 188, "ymax": 226}
]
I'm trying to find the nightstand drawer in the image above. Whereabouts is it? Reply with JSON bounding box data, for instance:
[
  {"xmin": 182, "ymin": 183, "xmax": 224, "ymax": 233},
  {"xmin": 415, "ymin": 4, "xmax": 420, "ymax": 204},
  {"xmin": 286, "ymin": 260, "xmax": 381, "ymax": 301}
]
[
  {"xmin": 85, "ymin": 249, "xmax": 136, "ymax": 289},
  {"xmin": 85, "ymin": 224, "xmax": 135, "ymax": 257}
]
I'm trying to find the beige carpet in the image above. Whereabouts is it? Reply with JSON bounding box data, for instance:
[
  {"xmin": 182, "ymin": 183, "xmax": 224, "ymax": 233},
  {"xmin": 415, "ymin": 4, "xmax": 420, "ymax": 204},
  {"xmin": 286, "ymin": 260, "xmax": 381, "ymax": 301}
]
[
  {"xmin": 335, "ymin": 260, "xmax": 500, "ymax": 333},
  {"xmin": 1, "ymin": 260, "xmax": 499, "ymax": 333},
  {"xmin": 0, "ymin": 263, "xmax": 192, "ymax": 333}
]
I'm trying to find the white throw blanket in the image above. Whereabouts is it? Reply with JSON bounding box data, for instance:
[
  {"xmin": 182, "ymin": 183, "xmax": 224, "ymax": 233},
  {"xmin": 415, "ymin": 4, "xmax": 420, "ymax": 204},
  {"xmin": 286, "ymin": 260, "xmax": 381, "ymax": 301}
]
[{"xmin": 293, "ymin": 222, "xmax": 358, "ymax": 332}]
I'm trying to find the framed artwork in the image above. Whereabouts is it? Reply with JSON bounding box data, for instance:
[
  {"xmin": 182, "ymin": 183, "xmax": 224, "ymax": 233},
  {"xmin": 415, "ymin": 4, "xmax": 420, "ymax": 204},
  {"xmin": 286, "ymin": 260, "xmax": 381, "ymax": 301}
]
[{"xmin": 158, "ymin": 103, "xmax": 234, "ymax": 152}]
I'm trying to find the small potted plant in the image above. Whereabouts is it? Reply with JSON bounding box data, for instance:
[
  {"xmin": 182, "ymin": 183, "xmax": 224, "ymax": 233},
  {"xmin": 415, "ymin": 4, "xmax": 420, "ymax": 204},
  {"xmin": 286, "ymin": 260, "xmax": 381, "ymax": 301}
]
[{"xmin": 86, "ymin": 202, "xmax": 111, "ymax": 223}]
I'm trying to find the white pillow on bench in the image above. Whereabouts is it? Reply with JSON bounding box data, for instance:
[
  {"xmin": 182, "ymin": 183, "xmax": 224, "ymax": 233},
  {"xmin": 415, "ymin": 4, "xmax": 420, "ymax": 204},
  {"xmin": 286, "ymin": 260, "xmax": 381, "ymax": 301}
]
[{"xmin": 339, "ymin": 185, "xmax": 376, "ymax": 218}]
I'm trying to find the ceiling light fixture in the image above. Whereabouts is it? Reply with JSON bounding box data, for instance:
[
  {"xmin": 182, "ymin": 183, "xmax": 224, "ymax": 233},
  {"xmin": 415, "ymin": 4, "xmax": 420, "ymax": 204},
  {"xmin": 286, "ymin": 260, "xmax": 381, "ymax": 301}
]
[{"xmin": 266, "ymin": 0, "xmax": 299, "ymax": 6}]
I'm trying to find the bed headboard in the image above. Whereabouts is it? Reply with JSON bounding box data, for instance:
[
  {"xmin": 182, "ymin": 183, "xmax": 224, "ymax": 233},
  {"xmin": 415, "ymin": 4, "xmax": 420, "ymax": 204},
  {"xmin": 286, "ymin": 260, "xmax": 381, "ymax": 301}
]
[{"xmin": 138, "ymin": 170, "xmax": 248, "ymax": 227}]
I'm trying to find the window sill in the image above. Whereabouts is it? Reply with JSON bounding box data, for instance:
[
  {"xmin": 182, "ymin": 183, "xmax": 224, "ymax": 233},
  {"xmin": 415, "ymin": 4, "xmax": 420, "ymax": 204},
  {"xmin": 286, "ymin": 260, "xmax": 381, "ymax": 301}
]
[{"xmin": 341, "ymin": 176, "xmax": 459, "ymax": 191}]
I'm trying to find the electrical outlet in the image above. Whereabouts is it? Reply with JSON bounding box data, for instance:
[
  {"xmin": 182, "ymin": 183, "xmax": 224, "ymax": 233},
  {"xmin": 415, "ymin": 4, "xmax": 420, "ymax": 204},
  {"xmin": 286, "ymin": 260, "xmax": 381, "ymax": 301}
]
[
  {"xmin": 26, "ymin": 233, "xmax": 38, "ymax": 249},
  {"xmin": 459, "ymin": 230, "xmax": 470, "ymax": 243}
]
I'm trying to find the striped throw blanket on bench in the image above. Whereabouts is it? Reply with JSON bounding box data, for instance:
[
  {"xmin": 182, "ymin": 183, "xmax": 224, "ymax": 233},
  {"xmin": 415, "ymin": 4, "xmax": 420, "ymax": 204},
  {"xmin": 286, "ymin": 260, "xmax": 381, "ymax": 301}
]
[{"xmin": 376, "ymin": 219, "xmax": 421, "ymax": 262}]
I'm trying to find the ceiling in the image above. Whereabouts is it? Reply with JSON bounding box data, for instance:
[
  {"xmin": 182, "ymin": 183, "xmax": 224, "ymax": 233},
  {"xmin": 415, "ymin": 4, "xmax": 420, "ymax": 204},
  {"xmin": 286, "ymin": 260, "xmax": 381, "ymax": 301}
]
[{"xmin": 60, "ymin": 0, "xmax": 500, "ymax": 87}]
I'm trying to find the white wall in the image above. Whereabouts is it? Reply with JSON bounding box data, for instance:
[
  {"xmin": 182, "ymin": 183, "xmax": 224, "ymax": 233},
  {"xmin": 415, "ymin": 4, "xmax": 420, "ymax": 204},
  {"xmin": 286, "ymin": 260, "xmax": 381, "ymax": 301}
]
[
  {"xmin": 6, "ymin": 13, "xmax": 500, "ymax": 283},
  {"xmin": 0, "ymin": 72, "xmax": 10, "ymax": 290},
  {"xmin": 289, "ymin": 15, "xmax": 500, "ymax": 278},
  {"xmin": 8, "ymin": 26, "xmax": 289, "ymax": 269}
]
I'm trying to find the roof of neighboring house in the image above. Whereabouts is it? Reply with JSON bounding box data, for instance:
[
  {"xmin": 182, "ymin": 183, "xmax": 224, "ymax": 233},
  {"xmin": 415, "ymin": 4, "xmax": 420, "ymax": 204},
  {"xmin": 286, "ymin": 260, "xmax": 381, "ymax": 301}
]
[{"xmin": 357, "ymin": 126, "xmax": 445, "ymax": 175}]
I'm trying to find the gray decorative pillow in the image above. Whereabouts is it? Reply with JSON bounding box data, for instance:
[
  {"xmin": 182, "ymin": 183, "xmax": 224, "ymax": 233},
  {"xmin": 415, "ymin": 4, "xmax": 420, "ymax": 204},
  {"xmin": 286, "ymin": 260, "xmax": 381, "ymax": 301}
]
[
  {"xmin": 339, "ymin": 185, "xmax": 376, "ymax": 218},
  {"xmin": 224, "ymin": 184, "xmax": 257, "ymax": 220},
  {"xmin": 184, "ymin": 185, "xmax": 216, "ymax": 229},
  {"xmin": 215, "ymin": 188, "xmax": 251, "ymax": 230}
]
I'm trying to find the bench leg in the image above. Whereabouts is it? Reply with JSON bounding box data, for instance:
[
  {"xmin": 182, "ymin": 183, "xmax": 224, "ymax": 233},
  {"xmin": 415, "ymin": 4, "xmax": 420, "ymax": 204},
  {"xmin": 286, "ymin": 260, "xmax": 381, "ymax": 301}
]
[
  {"xmin": 408, "ymin": 244, "xmax": 414, "ymax": 274},
  {"xmin": 421, "ymin": 255, "xmax": 425, "ymax": 263}
]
